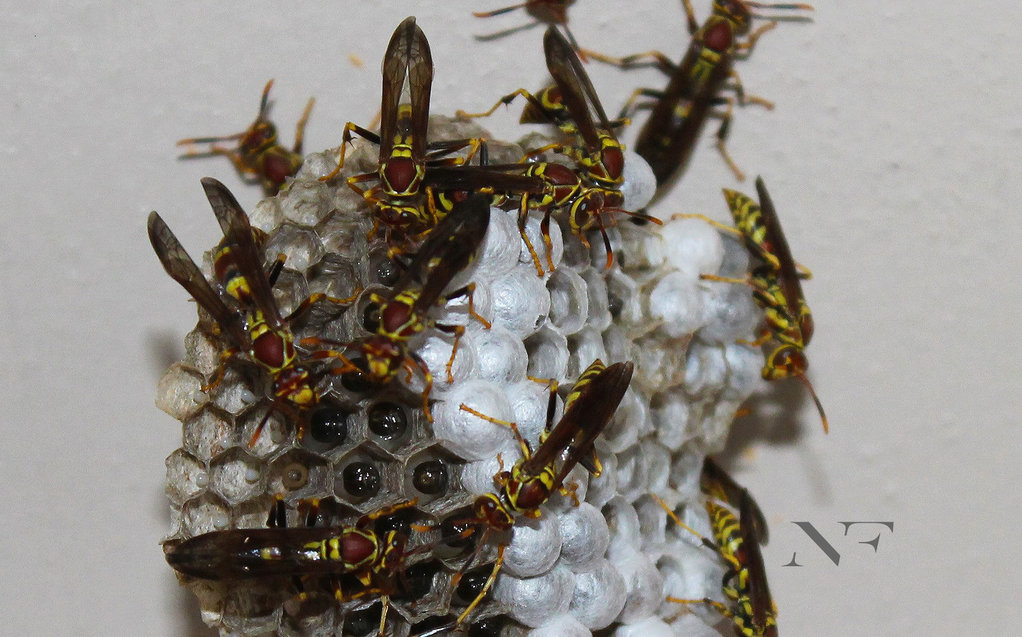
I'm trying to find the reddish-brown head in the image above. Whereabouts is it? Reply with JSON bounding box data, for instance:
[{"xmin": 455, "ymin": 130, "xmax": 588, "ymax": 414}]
[
  {"xmin": 260, "ymin": 152, "xmax": 298, "ymax": 189},
  {"xmin": 472, "ymin": 493, "xmax": 514, "ymax": 531},
  {"xmin": 272, "ymin": 366, "xmax": 317, "ymax": 407},
  {"xmin": 764, "ymin": 344, "xmax": 806, "ymax": 380},
  {"xmin": 377, "ymin": 531, "xmax": 407, "ymax": 575},
  {"xmin": 377, "ymin": 201, "xmax": 428, "ymax": 232}
]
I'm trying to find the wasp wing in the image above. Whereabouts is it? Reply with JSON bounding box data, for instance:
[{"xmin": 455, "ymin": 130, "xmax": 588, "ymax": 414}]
[
  {"xmin": 413, "ymin": 193, "xmax": 491, "ymax": 311},
  {"xmin": 739, "ymin": 491, "xmax": 777, "ymax": 630},
  {"xmin": 405, "ymin": 18, "xmax": 433, "ymax": 163},
  {"xmin": 380, "ymin": 17, "xmax": 420, "ymax": 164},
  {"xmin": 381, "ymin": 193, "xmax": 491, "ymax": 312},
  {"xmin": 201, "ymin": 177, "xmax": 285, "ymax": 329},
  {"xmin": 147, "ymin": 211, "xmax": 248, "ymax": 347},
  {"xmin": 423, "ymin": 166, "xmax": 546, "ymax": 195},
  {"xmin": 754, "ymin": 176, "xmax": 806, "ymax": 328},
  {"xmin": 383, "ymin": 17, "xmax": 433, "ymax": 163},
  {"xmin": 164, "ymin": 527, "xmax": 360, "ymax": 580},
  {"xmin": 543, "ymin": 26, "xmax": 613, "ymax": 155},
  {"xmin": 525, "ymin": 361, "xmax": 633, "ymax": 484}
]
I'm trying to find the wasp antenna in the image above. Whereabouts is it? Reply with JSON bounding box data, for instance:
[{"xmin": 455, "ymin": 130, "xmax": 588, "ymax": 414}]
[
  {"xmin": 608, "ymin": 206, "xmax": 664, "ymax": 225},
  {"xmin": 258, "ymin": 79, "xmax": 275, "ymax": 118},
  {"xmin": 176, "ymin": 132, "xmax": 245, "ymax": 146},
  {"xmin": 745, "ymin": 1, "xmax": 814, "ymax": 10},
  {"xmin": 797, "ymin": 372, "xmax": 828, "ymax": 434},
  {"xmin": 472, "ymin": 2, "xmax": 528, "ymax": 18}
]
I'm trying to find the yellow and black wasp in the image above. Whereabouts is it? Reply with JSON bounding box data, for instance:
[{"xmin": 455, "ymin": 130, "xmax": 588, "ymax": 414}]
[
  {"xmin": 445, "ymin": 359, "xmax": 634, "ymax": 627},
  {"xmin": 177, "ymin": 79, "xmax": 314, "ymax": 196},
  {"xmin": 165, "ymin": 497, "xmax": 421, "ymax": 637},
  {"xmin": 460, "ymin": 27, "xmax": 660, "ymax": 273},
  {"xmin": 719, "ymin": 177, "xmax": 827, "ymax": 433},
  {"xmin": 320, "ymin": 17, "xmax": 484, "ymax": 243},
  {"xmin": 588, "ymin": 0, "xmax": 812, "ymax": 193},
  {"xmin": 656, "ymin": 460, "xmax": 777, "ymax": 636},
  {"xmin": 305, "ymin": 193, "xmax": 493, "ymax": 424},
  {"xmin": 148, "ymin": 178, "xmax": 357, "ymax": 446}
]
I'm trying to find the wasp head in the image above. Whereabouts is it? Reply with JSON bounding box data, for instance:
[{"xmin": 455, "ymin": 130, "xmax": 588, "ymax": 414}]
[
  {"xmin": 472, "ymin": 493, "xmax": 514, "ymax": 531},
  {"xmin": 763, "ymin": 344, "xmax": 807, "ymax": 380}
]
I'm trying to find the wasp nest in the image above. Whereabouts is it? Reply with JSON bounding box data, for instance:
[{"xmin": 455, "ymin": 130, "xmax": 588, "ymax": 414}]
[{"xmin": 157, "ymin": 115, "xmax": 764, "ymax": 636}]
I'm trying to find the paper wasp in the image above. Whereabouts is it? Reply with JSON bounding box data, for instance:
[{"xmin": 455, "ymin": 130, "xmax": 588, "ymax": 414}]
[
  {"xmin": 518, "ymin": 28, "xmax": 662, "ymax": 269},
  {"xmin": 459, "ymin": 27, "xmax": 660, "ymax": 273},
  {"xmin": 177, "ymin": 80, "xmax": 314, "ymax": 196},
  {"xmin": 148, "ymin": 178, "xmax": 358, "ymax": 447},
  {"xmin": 165, "ymin": 497, "xmax": 421, "ymax": 637},
  {"xmin": 444, "ymin": 359, "xmax": 634, "ymax": 627},
  {"xmin": 319, "ymin": 17, "xmax": 483, "ymax": 240},
  {"xmin": 713, "ymin": 177, "xmax": 827, "ymax": 433},
  {"xmin": 311, "ymin": 193, "xmax": 492, "ymax": 424},
  {"xmin": 587, "ymin": 0, "xmax": 812, "ymax": 192},
  {"xmin": 655, "ymin": 462, "xmax": 777, "ymax": 636}
]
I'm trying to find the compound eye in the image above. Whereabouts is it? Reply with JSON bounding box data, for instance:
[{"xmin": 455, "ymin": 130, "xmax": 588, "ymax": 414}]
[{"xmin": 473, "ymin": 496, "xmax": 503, "ymax": 522}]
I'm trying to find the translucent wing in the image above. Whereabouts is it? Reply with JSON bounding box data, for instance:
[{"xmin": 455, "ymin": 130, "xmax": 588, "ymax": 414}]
[
  {"xmin": 147, "ymin": 211, "xmax": 248, "ymax": 347},
  {"xmin": 201, "ymin": 177, "xmax": 284, "ymax": 329}
]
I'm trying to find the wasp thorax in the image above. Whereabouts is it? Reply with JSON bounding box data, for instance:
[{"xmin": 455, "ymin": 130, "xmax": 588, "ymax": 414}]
[
  {"xmin": 339, "ymin": 529, "xmax": 379, "ymax": 565},
  {"xmin": 379, "ymin": 297, "xmax": 418, "ymax": 337},
  {"xmin": 702, "ymin": 18, "xmax": 737, "ymax": 52},
  {"xmin": 262, "ymin": 152, "xmax": 298, "ymax": 186},
  {"xmin": 382, "ymin": 156, "xmax": 422, "ymax": 195},
  {"xmin": 597, "ymin": 142, "xmax": 625, "ymax": 184},
  {"xmin": 252, "ymin": 330, "xmax": 290, "ymax": 369},
  {"xmin": 473, "ymin": 494, "xmax": 514, "ymax": 531}
]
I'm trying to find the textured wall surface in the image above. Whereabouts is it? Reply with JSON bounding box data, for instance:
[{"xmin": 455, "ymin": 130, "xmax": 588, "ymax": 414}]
[{"xmin": 1, "ymin": 1, "xmax": 1020, "ymax": 635}]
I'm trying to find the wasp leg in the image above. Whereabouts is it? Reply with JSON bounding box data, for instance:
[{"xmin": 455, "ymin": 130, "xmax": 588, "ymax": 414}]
[{"xmin": 320, "ymin": 122, "xmax": 382, "ymax": 181}]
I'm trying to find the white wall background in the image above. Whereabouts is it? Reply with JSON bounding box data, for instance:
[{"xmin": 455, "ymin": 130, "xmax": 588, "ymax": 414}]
[{"xmin": 2, "ymin": 1, "xmax": 1019, "ymax": 635}]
